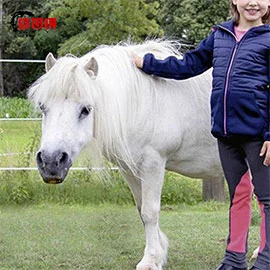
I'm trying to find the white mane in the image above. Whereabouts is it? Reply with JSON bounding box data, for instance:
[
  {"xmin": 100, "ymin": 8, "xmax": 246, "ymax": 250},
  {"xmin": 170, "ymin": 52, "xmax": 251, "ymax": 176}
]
[{"xmin": 28, "ymin": 40, "xmax": 208, "ymax": 174}]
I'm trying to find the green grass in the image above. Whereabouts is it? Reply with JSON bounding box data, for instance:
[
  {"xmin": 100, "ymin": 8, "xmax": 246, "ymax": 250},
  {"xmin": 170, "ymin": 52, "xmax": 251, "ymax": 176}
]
[
  {"xmin": 0, "ymin": 97, "xmax": 41, "ymax": 160},
  {"xmin": 0, "ymin": 121, "xmax": 41, "ymax": 152},
  {"xmin": 0, "ymin": 121, "xmax": 41, "ymax": 168},
  {"xmin": 0, "ymin": 203, "xmax": 260, "ymax": 270}
]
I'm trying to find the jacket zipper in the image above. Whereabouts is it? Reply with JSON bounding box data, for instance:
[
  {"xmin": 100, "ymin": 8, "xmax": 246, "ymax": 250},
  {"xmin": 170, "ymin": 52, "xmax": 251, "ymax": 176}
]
[
  {"xmin": 218, "ymin": 25, "xmax": 241, "ymax": 136},
  {"xmin": 223, "ymin": 43, "xmax": 238, "ymax": 135}
]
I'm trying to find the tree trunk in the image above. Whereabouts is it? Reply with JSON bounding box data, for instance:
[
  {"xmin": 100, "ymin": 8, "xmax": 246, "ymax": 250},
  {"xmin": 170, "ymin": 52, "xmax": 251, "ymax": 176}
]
[
  {"xmin": 0, "ymin": 0, "xmax": 4, "ymax": 96},
  {"xmin": 202, "ymin": 177, "xmax": 226, "ymax": 202}
]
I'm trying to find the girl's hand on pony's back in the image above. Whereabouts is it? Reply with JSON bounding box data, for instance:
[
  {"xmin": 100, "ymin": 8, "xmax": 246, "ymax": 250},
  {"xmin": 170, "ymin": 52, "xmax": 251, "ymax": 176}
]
[
  {"xmin": 131, "ymin": 52, "xmax": 143, "ymax": 69},
  {"xmin": 260, "ymin": 141, "xmax": 270, "ymax": 166}
]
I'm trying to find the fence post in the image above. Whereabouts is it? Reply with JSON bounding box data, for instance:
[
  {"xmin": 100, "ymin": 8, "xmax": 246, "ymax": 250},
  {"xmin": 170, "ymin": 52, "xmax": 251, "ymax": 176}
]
[{"xmin": 202, "ymin": 177, "xmax": 226, "ymax": 202}]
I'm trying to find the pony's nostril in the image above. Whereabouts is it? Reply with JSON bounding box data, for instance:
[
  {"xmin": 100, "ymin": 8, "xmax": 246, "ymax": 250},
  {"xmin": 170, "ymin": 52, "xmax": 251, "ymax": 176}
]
[
  {"xmin": 36, "ymin": 151, "xmax": 43, "ymax": 165},
  {"xmin": 58, "ymin": 152, "xmax": 68, "ymax": 165}
]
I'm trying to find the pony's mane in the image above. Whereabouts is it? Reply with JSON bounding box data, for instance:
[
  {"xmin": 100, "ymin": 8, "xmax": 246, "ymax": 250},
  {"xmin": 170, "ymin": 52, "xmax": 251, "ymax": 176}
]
[
  {"xmin": 28, "ymin": 40, "xmax": 193, "ymax": 174},
  {"xmin": 28, "ymin": 39, "xmax": 182, "ymax": 107}
]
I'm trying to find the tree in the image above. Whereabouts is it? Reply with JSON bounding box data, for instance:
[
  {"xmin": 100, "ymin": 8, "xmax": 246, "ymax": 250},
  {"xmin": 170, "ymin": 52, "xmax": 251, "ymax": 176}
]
[
  {"xmin": 1, "ymin": 0, "xmax": 55, "ymax": 96},
  {"xmin": 50, "ymin": 0, "xmax": 163, "ymax": 56},
  {"xmin": 0, "ymin": 0, "xmax": 162, "ymax": 96},
  {"xmin": 159, "ymin": 0, "xmax": 230, "ymax": 45},
  {"xmin": 0, "ymin": 0, "xmax": 3, "ymax": 96}
]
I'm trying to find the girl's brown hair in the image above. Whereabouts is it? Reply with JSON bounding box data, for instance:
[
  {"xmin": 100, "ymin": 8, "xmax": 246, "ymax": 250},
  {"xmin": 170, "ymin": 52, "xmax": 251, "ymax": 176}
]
[{"xmin": 231, "ymin": 1, "xmax": 270, "ymax": 25}]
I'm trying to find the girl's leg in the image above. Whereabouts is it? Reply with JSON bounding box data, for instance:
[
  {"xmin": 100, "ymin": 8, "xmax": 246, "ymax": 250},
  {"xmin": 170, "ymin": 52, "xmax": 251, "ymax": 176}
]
[
  {"xmin": 217, "ymin": 138, "xmax": 253, "ymax": 269},
  {"xmin": 244, "ymin": 140, "xmax": 270, "ymax": 269}
]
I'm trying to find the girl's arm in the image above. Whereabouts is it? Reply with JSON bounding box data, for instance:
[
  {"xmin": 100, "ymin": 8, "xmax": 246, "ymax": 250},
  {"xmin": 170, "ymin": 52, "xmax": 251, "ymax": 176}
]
[{"xmin": 134, "ymin": 31, "xmax": 215, "ymax": 80}]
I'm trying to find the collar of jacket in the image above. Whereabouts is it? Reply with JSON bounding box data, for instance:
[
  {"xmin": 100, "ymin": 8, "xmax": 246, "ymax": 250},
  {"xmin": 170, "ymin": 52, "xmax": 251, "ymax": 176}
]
[{"xmin": 214, "ymin": 20, "xmax": 270, "ymax": 35}]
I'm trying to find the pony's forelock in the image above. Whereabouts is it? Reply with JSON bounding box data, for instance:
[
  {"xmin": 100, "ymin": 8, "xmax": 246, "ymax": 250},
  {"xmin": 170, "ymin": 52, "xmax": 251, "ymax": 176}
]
[{"xmin": 28, "ymin": 56, "xmax": 99, "ymax": 110}]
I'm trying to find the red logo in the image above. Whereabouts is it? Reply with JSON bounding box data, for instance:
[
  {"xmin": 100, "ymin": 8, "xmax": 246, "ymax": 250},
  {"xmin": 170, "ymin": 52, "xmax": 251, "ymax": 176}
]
[
  {"xmin": 17, "ymin": 18, "xmax": 31, "ymax": 30},
  {"xmin": 43, "ymin": 18, "xmax": 57, "ymax": 30},
  {"xmin": 17, "ymin": 17, "xmax": 57, "ymax": 31}
]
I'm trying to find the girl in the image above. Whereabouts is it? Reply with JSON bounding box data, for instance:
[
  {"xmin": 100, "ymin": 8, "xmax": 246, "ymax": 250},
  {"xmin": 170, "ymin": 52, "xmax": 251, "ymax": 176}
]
[{"xmin": 133, "ymin": 0, "xmax": 270, "ymax": 269}]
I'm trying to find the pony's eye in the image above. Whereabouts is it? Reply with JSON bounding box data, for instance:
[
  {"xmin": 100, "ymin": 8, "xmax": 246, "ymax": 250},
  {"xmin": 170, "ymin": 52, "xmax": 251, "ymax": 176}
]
[
  {"xmin": 39, "ymin": 103, "xmax": 47, "ymax": 114},
  {"xmin": 79, "ymin": 106, "xmax": 92, "ymax": 119}
]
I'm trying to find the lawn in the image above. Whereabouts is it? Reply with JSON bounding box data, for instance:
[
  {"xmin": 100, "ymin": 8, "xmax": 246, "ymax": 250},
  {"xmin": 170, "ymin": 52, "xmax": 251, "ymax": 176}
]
[
  {"xmin": 0, "ymin": 203, "xmax": 260, "ymax": 270},
  {"xmin": 0, "ymin": 121, "xmax": 41, "ymax": 152},
  {"xmin": 0, "ymin": 120, "xmax": 41, "ymax": 167}
]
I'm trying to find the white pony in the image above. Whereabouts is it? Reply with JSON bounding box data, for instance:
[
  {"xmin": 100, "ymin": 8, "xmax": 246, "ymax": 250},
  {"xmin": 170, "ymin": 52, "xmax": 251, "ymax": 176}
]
[{"xmin": 28, "ymin": 40, "xmax": 224, "ymax": 270}]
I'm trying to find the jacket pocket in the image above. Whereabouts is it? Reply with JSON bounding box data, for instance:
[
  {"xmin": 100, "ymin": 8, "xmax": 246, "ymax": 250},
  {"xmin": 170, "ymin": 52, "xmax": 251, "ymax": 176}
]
[
  {"xmin": 227, "ymin": 91, "xmax": 265, "ymax": 137},
  {"xmin": 210, "ymin": 90, "xmax": 224, "ymax": 136}
]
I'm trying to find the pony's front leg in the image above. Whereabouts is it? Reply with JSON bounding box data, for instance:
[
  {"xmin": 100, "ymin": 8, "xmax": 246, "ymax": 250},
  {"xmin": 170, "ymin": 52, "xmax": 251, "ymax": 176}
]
[{"xmin": 136, "ymin": 157, "xmax": 168, "ymax": 270}]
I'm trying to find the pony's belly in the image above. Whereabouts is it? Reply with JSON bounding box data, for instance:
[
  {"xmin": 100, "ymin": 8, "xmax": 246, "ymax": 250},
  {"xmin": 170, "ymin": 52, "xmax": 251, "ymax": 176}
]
[{"xmin": 166, "ymin": 156, "xmax": 222, "ymax": 180}]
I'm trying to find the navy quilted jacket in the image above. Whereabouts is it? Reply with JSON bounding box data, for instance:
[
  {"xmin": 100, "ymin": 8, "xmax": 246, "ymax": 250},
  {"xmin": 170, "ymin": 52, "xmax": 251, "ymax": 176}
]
[{"xmin": 142, "ymin": 20, "xmax": 270, "ymax": 141}]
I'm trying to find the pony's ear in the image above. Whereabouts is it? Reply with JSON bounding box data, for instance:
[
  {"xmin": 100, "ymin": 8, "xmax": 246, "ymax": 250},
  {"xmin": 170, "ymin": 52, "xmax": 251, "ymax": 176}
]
[
  {"xmin": 45, "ymin": 53, "xmax": 56, "ymax": 72},
  {"xmin": 84, "ymin": 57, "xmax": 98, "ymax": 79}
]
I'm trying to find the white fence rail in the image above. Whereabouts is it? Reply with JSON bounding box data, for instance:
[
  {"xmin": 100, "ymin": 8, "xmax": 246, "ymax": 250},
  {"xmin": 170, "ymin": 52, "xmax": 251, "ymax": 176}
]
[
  {"xmin": 0, "ymin": 167, "xmax": 119, "ymax": 171},
  {"xmin": 0, "ymin": 118, "xmax": 41, "ymax": 121},
  {"xmin": 0, "ymin": 59, "xmax": 45, "ymax": 63}
]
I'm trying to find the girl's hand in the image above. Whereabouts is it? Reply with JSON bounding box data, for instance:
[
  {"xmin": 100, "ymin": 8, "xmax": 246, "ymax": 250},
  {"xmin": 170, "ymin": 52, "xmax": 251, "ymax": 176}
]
[
  {"xmin": 131, "ymin": 52, "xmax": 143, "ymax": 69},
  {"xmin": 260, "ymin": 141, "xmax": 270, "ymax": 166}
]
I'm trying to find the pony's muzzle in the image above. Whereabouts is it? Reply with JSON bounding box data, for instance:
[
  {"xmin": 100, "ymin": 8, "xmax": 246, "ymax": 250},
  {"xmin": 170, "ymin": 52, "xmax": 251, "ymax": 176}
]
[{"xmin": 36, "ymin": 150, "xmax": 72, "ymax": 184}]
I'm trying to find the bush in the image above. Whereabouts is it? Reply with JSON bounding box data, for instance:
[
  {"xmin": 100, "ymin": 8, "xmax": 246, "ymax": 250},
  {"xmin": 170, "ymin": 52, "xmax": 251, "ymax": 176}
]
[
  {"xmin": 162, "ymin": 173, "xmax": 202, "ymax": 205},
  {"xmin": 0, "ymin": 97, "xmax": 41, "ymax": 118},
  {"xmin": 0, "ymin": 168, "xmax": 202, "ymax": 206}
]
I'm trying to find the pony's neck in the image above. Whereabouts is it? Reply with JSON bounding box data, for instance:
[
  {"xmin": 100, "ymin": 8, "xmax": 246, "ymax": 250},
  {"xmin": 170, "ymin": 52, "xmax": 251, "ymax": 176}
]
[{"xmin": 91, "ymin": 47, "xmax": 156, "ymax": 167}]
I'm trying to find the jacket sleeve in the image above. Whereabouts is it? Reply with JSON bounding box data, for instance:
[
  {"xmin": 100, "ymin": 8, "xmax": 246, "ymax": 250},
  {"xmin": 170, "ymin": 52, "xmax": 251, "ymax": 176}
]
[{"xmin": 142, "ymin": 31, "xmax": 215, "ymax": 80}]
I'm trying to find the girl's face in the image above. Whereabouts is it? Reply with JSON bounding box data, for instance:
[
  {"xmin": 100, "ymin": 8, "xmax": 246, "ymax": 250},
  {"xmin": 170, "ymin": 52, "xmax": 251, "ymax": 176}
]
[{"xmin": 232, "ymin": 0, "xmax": 270, "ymax": 28}]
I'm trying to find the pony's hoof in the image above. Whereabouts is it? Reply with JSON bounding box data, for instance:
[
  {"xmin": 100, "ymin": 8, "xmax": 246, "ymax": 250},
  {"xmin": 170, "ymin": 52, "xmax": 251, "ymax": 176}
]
[
  {"xmin": 136, "ymin": 265, "xmax": 159, "ymax": 270},
  {"xmin": 137, "ymin": 268, "xmax": 155, "ymax": 270}
]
